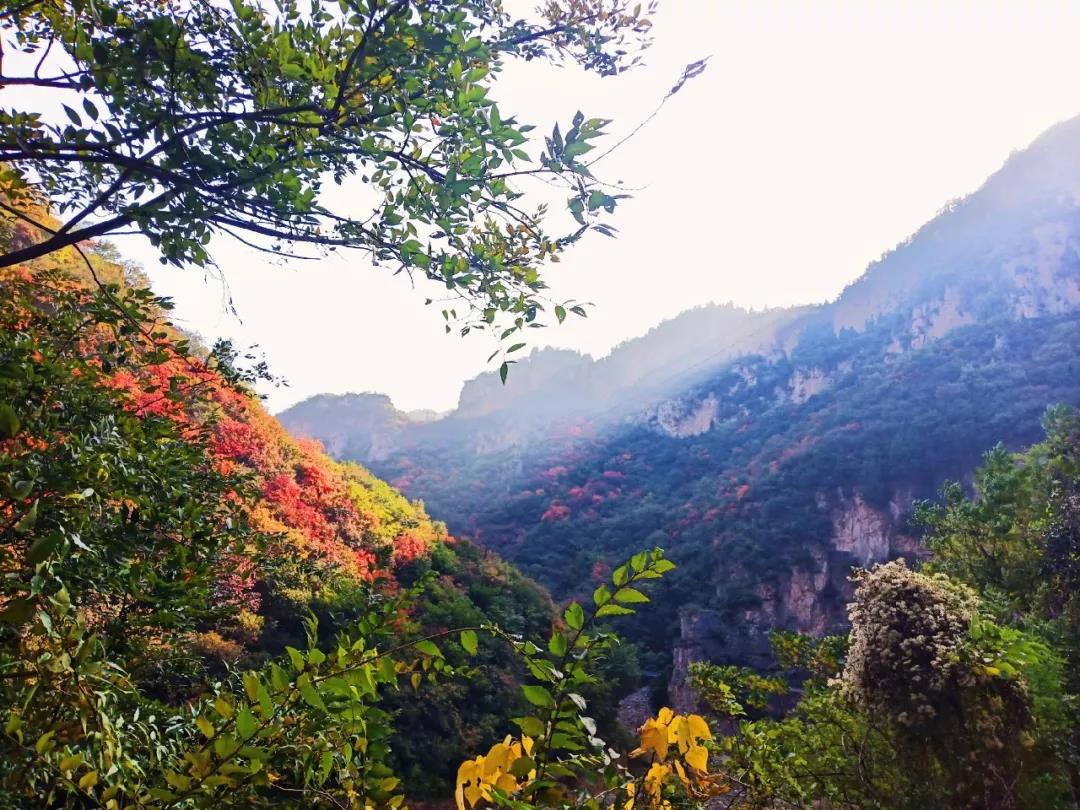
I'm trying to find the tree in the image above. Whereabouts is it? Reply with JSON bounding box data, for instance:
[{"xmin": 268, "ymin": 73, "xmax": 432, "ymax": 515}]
[{"xmin": 0, "ymin": 0, "xmax": 666, "ymax": 355}]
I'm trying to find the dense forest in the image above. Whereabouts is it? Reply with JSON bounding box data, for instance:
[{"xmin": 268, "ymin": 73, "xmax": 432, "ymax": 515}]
[{"xmin": 3, "ymin": 0, "xmax": 1080, "ymax": 807}]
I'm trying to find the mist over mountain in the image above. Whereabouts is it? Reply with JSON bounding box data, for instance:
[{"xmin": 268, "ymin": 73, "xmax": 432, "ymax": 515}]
[
  {"xmin": 281, "ymin": 115, "xmax": 1080, "ymax": 699},
  {"xmin": 281, "ymin": 301, "xmax": 806, "ymax": 460}
]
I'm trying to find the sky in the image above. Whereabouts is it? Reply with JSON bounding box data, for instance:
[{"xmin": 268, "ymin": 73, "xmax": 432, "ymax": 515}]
[{"xmin": 55, "ymin": 2, "xmax": 1080, "ymax": 412}]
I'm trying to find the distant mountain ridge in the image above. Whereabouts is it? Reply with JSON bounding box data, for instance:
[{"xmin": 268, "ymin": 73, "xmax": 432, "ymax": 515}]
[
  {"xmin": 280, "ymin": 114, "xmax": 1080, "ymax": 699},
  {"xmin": 281, "ymin": 300, "xmax": 807, "ymax": 461},
  {"xmin": 284, "ymin": 116, "xmax": 1080, "ymax": 461}
]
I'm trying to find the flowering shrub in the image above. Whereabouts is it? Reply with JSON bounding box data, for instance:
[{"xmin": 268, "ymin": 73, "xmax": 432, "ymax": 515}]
[{"xmin": 842, "ymin": 559, "xmax": 978, "ymax": 727}]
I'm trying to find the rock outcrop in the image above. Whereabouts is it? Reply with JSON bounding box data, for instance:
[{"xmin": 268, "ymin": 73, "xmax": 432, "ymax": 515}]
[
  {"xmin": 649, "ymin": 394, "xmax": 719, "ymax": 438},
  {"xmin": 669, "ymin": 488, "xmax": 922, "ymax": 710},
  {"xmin": 830, "ymin": 491, "xmax": 890, "ymax": 567}
]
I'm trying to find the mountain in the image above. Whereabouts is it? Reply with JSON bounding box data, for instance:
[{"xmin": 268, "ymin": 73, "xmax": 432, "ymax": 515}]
[
  {"xmin": 281, "ymin": 302, "xmax": 805, "ymax": 461},
  {"xmin": 281, "ymin": 115, "xmax": 1080, "ymax": 701}
]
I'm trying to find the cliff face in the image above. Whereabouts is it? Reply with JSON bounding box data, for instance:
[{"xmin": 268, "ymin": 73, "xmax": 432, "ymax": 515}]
[
  {"xmin": 649, "ymin": 394, "xmax": 720, "ymax": 438},
  {"xmin": 669, "ymin": 486, "xmax": 923, "ymax": 711},
  {"xmin": 828, "ymin": 115, "xmax": 1080, "ymax": 337}
]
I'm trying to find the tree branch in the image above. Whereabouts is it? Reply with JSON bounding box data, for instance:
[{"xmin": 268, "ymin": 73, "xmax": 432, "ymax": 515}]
[{"xmin": 0, "ymin": 213, "xmax": 132, "ymax": 268}]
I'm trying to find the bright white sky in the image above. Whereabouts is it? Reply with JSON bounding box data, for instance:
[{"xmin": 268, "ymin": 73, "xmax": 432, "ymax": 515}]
[{"xmin": 97, "ymin": 1, "xmax": 1080, "ymax": 412}]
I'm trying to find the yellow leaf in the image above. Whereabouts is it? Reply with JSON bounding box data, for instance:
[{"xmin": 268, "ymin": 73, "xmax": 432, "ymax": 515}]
[
  {"xmin": 688, "ymin": 713, "xmax": 712, "ymax": 741},
  {"xmin": 214, "ymin": 697, "xmax": 234, "ymax": 719},
  {"xmin": 196, "ymin": 715, "xmax": 215, "ymax": 739},
  {"xmin": 243, "ymin": 672, "xmax": 261, "ymax": 701},
  {"xmin": 685, "ymin": 743, "xmax": 709, "ymax": 773},
  {"xmin": 673, "ymin": 759, "xmax": 689, "ymax": 787},
  {"xmin": 644, "ymin": 762, "xmax": 670, "ymax": 801},
  {"xmin": 456, "ymin": 758, "xmax": 479, "ymax": 810},
  {"xmin": 637, "ymin": 718, "xmax": 669, "ymax": 761},
  {"xmin": 495, "ymin": 773, "xmax": 518, "ymax": 792},
  {"xmin": 78, "ymin": 770, "xmax": 99, "ymax": 791}
]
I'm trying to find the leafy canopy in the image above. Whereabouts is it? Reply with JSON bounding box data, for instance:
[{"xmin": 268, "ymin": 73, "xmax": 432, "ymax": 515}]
[{"xmin": 0, "ymin": 0, "xmax": 665, "ymax": 357}]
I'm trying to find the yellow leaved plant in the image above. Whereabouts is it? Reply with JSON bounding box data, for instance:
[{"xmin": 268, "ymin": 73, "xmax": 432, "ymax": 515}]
[
  {"xmin": 455, "ymin": 735, "xmax": 536, "ymax": 810},
  {"xmin": 628, "ymin": 708, "xmax": 717, "ymax": 808}
]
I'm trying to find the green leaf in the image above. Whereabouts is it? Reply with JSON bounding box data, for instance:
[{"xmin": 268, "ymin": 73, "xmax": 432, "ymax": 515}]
[
  {"xmin": 0, "ymin": 598, "xmax": 34, "ymax": 625},
  {"xmin": 270, "ymin": 663, "xmax": 289, "ymax": 693},
  {"xmin": 596, "ymin": 604, "xmax": 635, "ymax": 618},
  {"xmin": 213, "ymin": 734, "xmax": 240, "ymax": 759},
  {"xmin": 236, "ymin": 708, "xmax": 257, "ymax": 740},
  {"xmin": 613, "ymin": 587, "xmax": 649, "ymax": 604},
  {"xmin": 612, "ymin": 565, "xmax": 629, "ymax": 586},
  {"xmin": 522, "ymin": 684, "xmax": 554, "ymax": 707},
  {"xmin": 13, "ymin": 500, "xmax": 37, "ymax": 534},
  {"xmin": 513, "ymin": 716, "xmax": 546, "ymax": 737},
  {"xmin": 549, "ymin": 732, "xmax": 584, "ymax": 751},
  {"xmin": 414, "ymin": 639, "xmax": 443, "ymax": 658},
  {"xmin": 25, "ymin": 531, "xmax": 61, "ymax": 566},
  {"xmin": 297, "ymin": 673, "xmax": 326, "ymax": 711},
  {"xmin": 0, "ymin": 404, "xmax": 19, "ymax": 439},
  {"xmin": 652, "ymin": 559, "xmax": 676, "ymax": 574},
  {"xmin": 563, "ymin": 140, "xmax": 592, "ymax": 159},
  {"xmin": 285, "ymin": 646, "xmax": 305, "ymax": 672},
  {"xmin": 593, "ymin": 584, "xmax": 611, "ymax": 607},
  {"xmin": 318, "ymin": 751, "xmax": 333, "ymax": 784},
  {"xmin": 460, "ymin": 629, "xmax": 478, "ymax": 656},
  {"xmin": 499, "ymin": 362, "xmax": 509, "ymax": 384},
  {"xmin": 508, "ymin": 756, "xmax": 535, "ymax": 778},
  {"xmin": 356, "ymin": 665, "xmax": 377, "ymax": 697},
  {"xmin": 548, "ymin": 630, "xmax": 567, "ymax": 657},
  {"xmin": 563, "ymin": 602, "xmax": 584, "ymax": 631},
  {"xmin": 630, "ymin": 552, "xmax": 648, "ymax": 573}
]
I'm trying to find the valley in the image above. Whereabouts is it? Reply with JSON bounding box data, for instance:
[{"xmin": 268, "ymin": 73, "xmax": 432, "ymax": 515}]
[{"xmin": 282, "ymin": 114, "xmax": 1080, "ymax": 704}]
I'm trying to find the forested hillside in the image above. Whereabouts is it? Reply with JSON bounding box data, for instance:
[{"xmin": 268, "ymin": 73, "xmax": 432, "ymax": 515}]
[
  {"xmin": 0, "ymin": 211, "xmax": 572, "ymax": 799},
  {"xmin": 285, "ymin": 115, "xmax": 1080, "ymax": 691}
]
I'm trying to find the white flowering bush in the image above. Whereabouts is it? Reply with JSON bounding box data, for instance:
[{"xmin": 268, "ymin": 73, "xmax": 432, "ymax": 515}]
[{"xmin": 842, "ymin": 560, "xmax": 979, "ymax": 727}]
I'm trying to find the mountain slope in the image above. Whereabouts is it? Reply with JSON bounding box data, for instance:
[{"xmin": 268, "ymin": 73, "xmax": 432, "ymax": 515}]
[
  {"xmin": 281, "ymin": 114, "xmax": 1080, "ymax": 699},
  {"xmin": 0, "ymin": 212, "xmax": 555, "ymax": 797}
]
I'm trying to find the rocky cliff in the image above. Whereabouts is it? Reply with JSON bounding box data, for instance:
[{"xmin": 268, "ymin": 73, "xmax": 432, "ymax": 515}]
[{"xmin": 669, "ymin": 487, "xmax": 924, "ymax": 711}]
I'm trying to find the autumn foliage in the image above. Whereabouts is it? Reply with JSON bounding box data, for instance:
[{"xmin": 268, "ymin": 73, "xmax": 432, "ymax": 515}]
[{"xmin": 0, "ymin": 224, "xmax": 447, "ymax": 632}]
